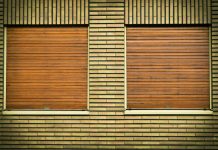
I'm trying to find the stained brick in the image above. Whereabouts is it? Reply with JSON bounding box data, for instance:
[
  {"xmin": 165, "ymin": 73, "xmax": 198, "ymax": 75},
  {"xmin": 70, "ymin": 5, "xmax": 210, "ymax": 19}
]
[{"xmin": 0, "ymin": 0, "xmax": 218, "ymax": 149}]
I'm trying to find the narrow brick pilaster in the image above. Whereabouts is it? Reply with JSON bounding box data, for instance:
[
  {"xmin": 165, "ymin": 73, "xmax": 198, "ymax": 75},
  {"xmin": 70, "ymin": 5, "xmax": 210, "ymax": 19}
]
[
  {"xmin": 0, "ymin": 0, "xmax": 4, "ymax": 111},
  {"xmin": 212, "ymin": 0, "xmax": 218, "ymax": 111},
  {"xmin": 89, "ymin": 0, "xmax": 125, "ymax": 114}
]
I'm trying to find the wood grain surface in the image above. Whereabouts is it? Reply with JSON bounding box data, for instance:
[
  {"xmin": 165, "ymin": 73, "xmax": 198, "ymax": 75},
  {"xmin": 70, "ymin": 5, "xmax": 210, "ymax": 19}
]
[
  {"xmin": 7, "ymin": 27, "xmax": 88, "ymax": 110},
  {"xmin": 127, "ymin": 27, "xmax": 210, "ymax": 109}
]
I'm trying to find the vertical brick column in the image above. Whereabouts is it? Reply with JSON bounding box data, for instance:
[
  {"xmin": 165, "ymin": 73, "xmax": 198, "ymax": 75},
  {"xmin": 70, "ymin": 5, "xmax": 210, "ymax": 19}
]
[
  {"xmin": 0, "ymin": 0, "xmax": 3, "ymax": 111},
  {"xmin": 89, "ymin": 0, "xmax": 125, "ymax": 114},
  {"xmin": 212, "ymin": 0, "xmax": 218, "ymax": 111}
]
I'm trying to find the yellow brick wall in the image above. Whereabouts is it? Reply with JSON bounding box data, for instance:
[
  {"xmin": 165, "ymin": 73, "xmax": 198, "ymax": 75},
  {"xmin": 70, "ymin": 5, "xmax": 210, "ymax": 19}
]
[
  {"xmin": 4, "ymin": 0, "xmax": 89, "ymax": 25},
  {"xmin": 0, "ymin": 0, "xmax": 218, "ymax": 149},
  {"xmin": 125, "ymin": 0, "xmax": 211, "ymax": 24}
]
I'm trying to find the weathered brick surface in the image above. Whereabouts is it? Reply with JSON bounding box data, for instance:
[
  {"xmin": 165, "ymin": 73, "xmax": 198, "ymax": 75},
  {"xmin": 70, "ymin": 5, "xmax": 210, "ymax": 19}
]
[
  {"xmin": 89, "ymin": 0, "xmax": 125, "ymax": 114},
  {"xmin": 0, "ymin": 0, "xmax": 3, "ymax": 112},
  {"xmin": 3, "ymin": 0, "xmax": 89, "ymax": 25},
  {"xmin": 0, "ymin": 0, "xmax": 218, "ymax": 149},
  {"xmin": 212, "ymin": 0, "xmax": 218, "ymax": 112}
]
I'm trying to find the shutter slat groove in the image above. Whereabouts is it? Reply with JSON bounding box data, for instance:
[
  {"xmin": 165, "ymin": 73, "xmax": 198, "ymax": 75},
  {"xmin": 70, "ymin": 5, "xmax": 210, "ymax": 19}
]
[
  {"xmin": 6, "ymin": 27, "xmax": 88, "ymax": 110},
  {"xmin": 127, "ymin": 27, "xmax": 210, "ymax": 109}
]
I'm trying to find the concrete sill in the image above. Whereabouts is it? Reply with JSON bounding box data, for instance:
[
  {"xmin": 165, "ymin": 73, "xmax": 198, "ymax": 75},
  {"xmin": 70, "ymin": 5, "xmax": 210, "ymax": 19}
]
[
  {"xmin": 125, "ymin": 110, "xmax": 213, "ymax": 115},
  {"xmin": 2, "ymin": 110, "xmax": 89, "ymax": 115}
]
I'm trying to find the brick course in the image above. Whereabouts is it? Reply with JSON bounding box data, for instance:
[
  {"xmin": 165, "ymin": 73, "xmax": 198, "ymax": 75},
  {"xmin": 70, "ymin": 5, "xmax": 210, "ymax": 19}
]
[{"xmin": 0, "ymin": 0, "xmax": 218, "ymax": 149}]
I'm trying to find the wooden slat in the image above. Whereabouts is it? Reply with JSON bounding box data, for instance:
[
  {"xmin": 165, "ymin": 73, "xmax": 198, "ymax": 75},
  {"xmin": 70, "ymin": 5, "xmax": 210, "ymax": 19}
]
[
  {"xmin": 127, "ymin": 27, "xmax": 210, "ymax": 109},
  {"xmin": 6, "ymin": 27, "xmax": 88, "ymax": 110}
]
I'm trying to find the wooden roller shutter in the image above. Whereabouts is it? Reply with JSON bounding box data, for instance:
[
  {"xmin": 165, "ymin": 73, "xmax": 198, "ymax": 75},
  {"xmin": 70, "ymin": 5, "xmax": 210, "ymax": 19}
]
[
  {"xmin": 127, "ymin": 27, "xmax": 210, "ymax": 109},
  {"xmin": 7, "ymin": 27, "xmax": 88, "ymax": 110}
]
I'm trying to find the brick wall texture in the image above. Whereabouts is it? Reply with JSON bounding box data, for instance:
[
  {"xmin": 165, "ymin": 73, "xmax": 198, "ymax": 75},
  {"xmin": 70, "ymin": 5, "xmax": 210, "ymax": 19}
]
[{"xmin": 0, "ymin": 0, "xmax": 218, "ymax": 149}]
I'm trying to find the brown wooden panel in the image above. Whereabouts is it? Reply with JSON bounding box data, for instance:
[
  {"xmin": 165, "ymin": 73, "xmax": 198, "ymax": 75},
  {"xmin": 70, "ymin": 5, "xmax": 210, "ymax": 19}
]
[
  {"xmin": 127, "ymin": 27, "xmax": 210, "ymax": 109},
  {"xmin": 7, "ymin": 27, "xmax": 88, "ymax": 110}
]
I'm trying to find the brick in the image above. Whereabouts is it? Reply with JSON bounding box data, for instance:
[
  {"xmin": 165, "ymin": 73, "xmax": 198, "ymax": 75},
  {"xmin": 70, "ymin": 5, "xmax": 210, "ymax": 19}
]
[{"xmin": 0, "ymin": 0, "xmax": 218, "ymax": 150}]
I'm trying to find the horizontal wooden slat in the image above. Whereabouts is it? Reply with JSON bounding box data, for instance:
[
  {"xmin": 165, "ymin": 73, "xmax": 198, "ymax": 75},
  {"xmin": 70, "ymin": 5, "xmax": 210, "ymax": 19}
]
[
  {"xmin": 127, "ymin": 27, "xmax": 210, "ymax": 109},
  {"xmin": 128, "ymin": 100, "xmax": 210, "ymax": 109},
  {"xmin": 7, "ymin": 102, "xmax": 87, "ymax": 110},
  {"xmin": 6, "ymin": 27, "xmax": 88, "ymax": 110}
]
